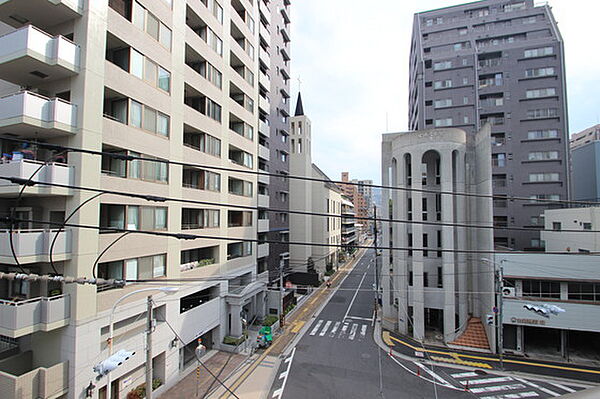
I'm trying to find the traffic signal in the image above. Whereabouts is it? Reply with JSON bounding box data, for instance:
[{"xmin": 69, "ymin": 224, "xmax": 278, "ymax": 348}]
[
  {"xmin": 486, "ymin": 314, "xmax": 494, "ymax": 325},
  {"xmin": 93, "ymin": 349, "xmax": 135, "ymax": 378}
]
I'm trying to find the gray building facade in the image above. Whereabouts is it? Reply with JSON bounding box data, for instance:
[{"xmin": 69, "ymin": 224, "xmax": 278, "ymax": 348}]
[
  {"xmin": 570, "ymin": 124, "xmax": 600, "ymax": 202},
  {"xmin": 257, "ymin": 0, "xmax": 291, "ymax": 281},
  {"xmin": 409, "ymin": 0, "xmax": 570, "ymax": 250}
]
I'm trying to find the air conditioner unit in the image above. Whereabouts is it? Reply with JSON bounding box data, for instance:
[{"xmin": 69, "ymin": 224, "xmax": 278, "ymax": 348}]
[{"xmin": 502, "ymin": 286, "xmax": 516, "ymax": 297}]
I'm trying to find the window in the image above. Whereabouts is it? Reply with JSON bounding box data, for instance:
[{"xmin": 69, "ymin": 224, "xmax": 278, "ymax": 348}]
[
  {"xmin": 182, "ymin": 208, "xmax": 220, "ymax": 229},
  {"xmin": 583, "ymin": 222, "xmax": 592, "ymax": 230},
  {"xmin": 528, "ymin": 172, "xmax": 559, "ymax": 182},
  {"xmin": 184, "ymin": 131, "xmax": 221, "ymax": 157},
  {"xmin": 146, "ymin": 12, "xmax": 159, "ymax": 40},
  {"xmin": 101, "ymin": 205, "xmax": 167, "ymax": 232},
  {"xmin": 423, "ymin": 272, "xmax": 429, "ymax": 287},
  {"xmin": 529, "ymin": 194, "xmax": 559, "ymax": 203},
  {"xmin": 527, "ymin": 108, "xmax": 558, "ymax": 119},
  {"xmin": 227, "ymin": 242, "xmax": 252, "ymax": 259},
  {"xmin": 568, "ymin": 283, "xmax": 600, "ymax": 302},
  {"xmin": 183, "ymin": 168, "xmax": 221, "ymax": 191},
  {"xmin": 158, "ymin": 67, "xmax": 171, "ymax": 92},
  {"xmin": 526, "ymin": 88, "xmax": 556, "ymax": 99},
  {"xmin": 434, "ymin": 99, "xmax": 452, "ymax": 108},
  {"xmin": 130, "ymin": 100, "xmax": 143, "ymax": 128},
  {"xmin": 524, "ymin": 46, "xmax": 553, "ymax": 58},
  {"xmin": 434, "ymin": 118, "xmax": 453, "ymax": 127},
  {"xmin": 423, "ymin": 233, "xmax": 428, "ymax": 257},
  {"xmin": 437, "ymin": 230, "xmax": 442, "ymax": 258},
  {"xmin": 228, "ymin": 177, "xmax": 253, "ymax": 197},
  {"xmin": 422, "ymin": 198, "xmax": 428, "ymax": 221},
  {"xmin": 492, "ymin": 153, "xmax": 506, "ymax": 167},
  {"xmin": 434, "ymin": 79, "xmax": 452, "ymax": 89},
  {"xmin": 530, "ymin": 238, "xmax": 545, "ymax": 248},
  {"xmin": 206, "ymin": 98, "xmax": 222, "ymax": 122},
  {"xmin": 408, "ymin": 234, "xmax": 413, "ymax": 257},
  {"xmin": 130, "ymin": 49, "xmax": 144, "ymax": 79},
  {"xmin": 552, "ymin": 222, "xmax": 561, "ymax": 231},
  {"xmin": 228, "ymin": 147, "xmax": 253, "ymax": 168},
  {"xmin": 527, "ymin": 129, "xmax": 558, "ymax": 140},
  {"xmin": 433, "ymin": 61, "xmax": 452, "ymax": 71},
  {"xmin": 525, "ymin": 67, "xmax": 555, "ymax": 78},
  {"xmin": 159, "ymin": 22, "xmax": 172, "ymax": 49},
  {"xmin": 522, "ymin": 280, "xmax": 560, "ymax": 299},
  {"xmin": 157, "ymin": 112, "xmax": 169, "ymax": 136},
  {"xmin": 528, "ymin": 151, "xmax": 558, "ymax": 161},
  {"xmin": 504, "ymin": 2, "xmax": 525, "ymax": 12},
  {"xmin": 143, "ymin": 107, "xmax": 157, "ymax": 133}
]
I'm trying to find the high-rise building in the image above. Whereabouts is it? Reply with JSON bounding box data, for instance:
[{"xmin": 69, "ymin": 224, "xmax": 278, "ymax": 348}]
[
  {"xmin": 409, "ymin": 0, "xmax": 569, "ymax": 250},
  {"xmin": 0, "ymin": 0, "xmax": 285, "ymax": 396},
  {"xmin": 382, "ymin": 126, "xmax": 495, "ymax": 349},
  {"xmin": 570, "ymin": 124, "xmax": 600, "ymax": 202},
  {"xmin": 340, "ymin": 172, "xmax": 369, "ymax": 234},
  {"xmin": 257, "ymin": 0, "xmax": 291, "ymax": 283}
]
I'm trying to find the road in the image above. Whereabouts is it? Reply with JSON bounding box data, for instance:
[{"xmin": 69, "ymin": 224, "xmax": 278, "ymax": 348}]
[{"xmin": 269, "ymin": 249, "xmax": 584, "ymax": 399}]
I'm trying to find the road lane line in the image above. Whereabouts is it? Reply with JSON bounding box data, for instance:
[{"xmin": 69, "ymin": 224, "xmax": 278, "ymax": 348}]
[
  {"xmin": 451, "ymin": 372, "xmax": 478, "ymax": 378},
  {"xmin": 348, "ymin": 324, "xmax": 358, "ymax": 340},
  {"xmin": 460, "ymin": 377, "xmax": 513, "ymax": 385},
  {"xmin": 549, "ymin": 382, "xmax": 575, "ymax": 393},
  {"xmin": 514, "ymin": 377, "xmax": 560, "ymax": 397},
  {"xmin": 413, "ymin": 361, "xmax": 450, "ymax": 386},
  {"xmin": 272, "ymin": 347, "xmax": 296, "ymax": 399},
  {"xmin": 329, "ymin": 321, "xmax": 340, "ymax": 338},
  {"xmin": 481, "ymin": 393, "xmax": 539, "ymax": 399},
  {"xmin": 470, "ymin": 384, "xmax": 527, "ymax": 394},
  {"xmin": 345, "ymin": 316, "xmax": 372, "ymax": 321},
  {"xmin": 309, "ymin": 320, "xmax": 323, "ymax": 336},
  {"xmin": 360, "ymin": 325, "xmax": 367, "ymax": 338},
  {"xmin": 319, "ymin": 321, "xmax": 332, "ymax": 337},
  {"xmin": 343, "ymin": 271, "xmax": 367, "ymax": 321}
]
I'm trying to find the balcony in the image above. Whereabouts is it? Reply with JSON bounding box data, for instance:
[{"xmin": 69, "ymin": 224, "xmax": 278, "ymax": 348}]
[
  {"xmin": 0, "ymin": 352, "xmax": 68, "ymax": 399},
  {"xmin": 258, "ymin": 193, "xmax": 269, "ymax": 208},
  {"xmin": 258, "ymin": 95, "xmax": 270, "ymax": 114},
  {"xmin": 280, "ymin": 7, "xmax": 290, "ymax": 24},
  {"xmin": 257, "ymin": 243, "xmax": 269, "ymax": 258},
  {"xmin": 258, "ymin": 219, "xmax": 269, "ymax": 232},
  {"xmin": 258, "ymin": 143, "xmax": 270, "ymax": 161},
  {"xmin": 0, "ymin": 229, "xmax": 71, "ymax": 264},
  {"xmin": 258, "ymin": 173, "xmax": 270, "ymax": 185},
  {"xmin": 0, "ymin": 25, "xmax": 79, "ymax": 86},
  {"xmin": 0, "ymin": 91, "xmax": 77, "ymax": 137},
  {"xmin": 0, "ymin": 294, "xmax": 70, "ymax": 338},
  {"xmin": 259, "ymin": 120, "xmax": 269, "ymax": 137},
  {"xmin": 0, "ymin": 0, "xmax": 82, "ymax": 29},
  {"xmin": 0, "ymin": 159, "xmax": 73, "ymax": 197},
  {"xmin": 259, "ymin": 48, "xmax": 270, "ymax": 68}
]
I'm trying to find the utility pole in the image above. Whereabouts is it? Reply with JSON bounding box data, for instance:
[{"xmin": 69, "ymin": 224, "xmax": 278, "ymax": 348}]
[
  {"xmin": 279, "ymin": 258, "xmax": 285, "ymax": 327},
  {"xmin": 146, "ymin": 295, "xmax": 153, "ymax": 398},
  {"xmin": 373, "ymin": 206, "xmax": 379, "ymax": 314},
  {"xmin": 495, "ymin": 261, "xmax": 504, "ymax": 370}
]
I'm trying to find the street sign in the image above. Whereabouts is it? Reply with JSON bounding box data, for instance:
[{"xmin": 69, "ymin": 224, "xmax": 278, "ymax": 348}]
[
  {"xmin": 492, "ymin": 306, "xmax": 498, "ymax": 314},
  {"xmin": 285, "ymin": 281, "xmax": 293, "ymax": 288}
]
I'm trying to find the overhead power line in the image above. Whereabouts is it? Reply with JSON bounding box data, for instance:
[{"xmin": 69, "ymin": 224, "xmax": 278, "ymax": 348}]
[{"xmin": 4, "ymin": 137, "xmax": 599, "ymax": 207}]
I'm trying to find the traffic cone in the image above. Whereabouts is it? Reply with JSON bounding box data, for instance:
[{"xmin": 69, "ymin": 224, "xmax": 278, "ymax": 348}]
[
  {"xmin": 416, "ymin": 367, "xmax": 420, "ymax": 377},
  {"xmin": 464, "ymin": 380, "xmax": 469, "ymax": 391}
]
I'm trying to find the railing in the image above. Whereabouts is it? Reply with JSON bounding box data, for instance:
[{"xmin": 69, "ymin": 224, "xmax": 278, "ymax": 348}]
[
  {"xmin": 0, "ymin": 91, "xmax": 77, "ymax": 129},
  {"xmin": 0, "ymin": 159, "xmax": 72, "ymax": 190},
  {"xmin": 0, "ymin": 229, "xmax": 71, "ymax": 259},
  {"xmin": 0, "ymin": 353, "xmax": 68, "ymax": 399},
  {"xmin": 0, "ymin": 294, "xmax": 70, "ymax": 336}
]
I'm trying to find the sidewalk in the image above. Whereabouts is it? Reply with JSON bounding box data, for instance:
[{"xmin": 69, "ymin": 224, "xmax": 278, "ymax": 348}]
[{"xmin": 208, "ymin": 244, "xmax": 372, "ymax": 399}]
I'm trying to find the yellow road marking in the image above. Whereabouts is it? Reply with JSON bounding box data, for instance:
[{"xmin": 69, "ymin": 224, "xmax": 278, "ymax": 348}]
[
  {"xmin": 430, "ymin": 355, "xmax": 492, "ymax": 369},
  {"xmin": 387, "ymin": 335, "xmax": 600, "ymax": 375},
  {"xmin": 291, "ymin": 321, "xmax": 305, "ymax": 334},
  {"xmin": 383, "ymin": 331, "xmax": 394, "ymax": 346}
]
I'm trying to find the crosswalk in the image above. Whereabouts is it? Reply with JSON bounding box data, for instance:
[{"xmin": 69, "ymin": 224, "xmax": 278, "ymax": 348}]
[
  {"xmin": 308, "ymin": 319, "xmax": 369, "ymax": 341},
  {"xmin": 449, "ymin": 371, "xmax": 579, "ymax": 398}
]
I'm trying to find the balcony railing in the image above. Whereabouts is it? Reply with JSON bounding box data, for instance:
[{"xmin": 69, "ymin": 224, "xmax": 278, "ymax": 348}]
[
  {"xmin": 0, "ymin": 229, "xmax": 71, "ymax": 264},
  {"xmin": 0, "ymin": 159, "xmax": 73, "ymax": 196},
  {"xmin": 0, "ymin": 295, "xmax": 70, "ymax": 338},
  {"xmin": 0, "ymin": 352, "xmax": 68, "ymax": 399},
  {"xmin": 0, "ymin": 25, "xmax": 79, "ymax": 86},
  {"xmin": 258, "ymin": 144, "xmax": 270, "ymax": 161},
  {"xmin": 0, "ymin": 91, "xmax": 77, "ymax": 136}
]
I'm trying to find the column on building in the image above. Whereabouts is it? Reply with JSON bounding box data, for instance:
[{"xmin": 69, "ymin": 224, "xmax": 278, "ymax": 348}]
[
  {"xmin": 410, "ymin": 149, "xmax": 425, "ymax": 341},
  {"xmin": 440, "ymin": 150, "xmax": 456, "ymax": 342}
]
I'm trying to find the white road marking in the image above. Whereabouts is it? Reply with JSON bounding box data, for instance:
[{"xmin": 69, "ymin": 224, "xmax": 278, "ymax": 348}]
[
  {"xmin": 343, "ymin": 271, "xmax": 367, "ymax": 321},
  {"xmin": 388, "ymin": 353, "xmax": 460, "ymax": 391},
  {"xmin": 481, "ymin": 392, "xmax": 539, "ymax": 399},
  {"xmin": 360, "ymin": 324, "xmax": 367, "ymax": 338},
  {"xmin": 319, "ymin": 321, "xmax": 332, "ymax": 337},
  {"xmin": 339, "ymin": 322, "xmax": 349, "ymax": 337},
  {"xmin": 279, "ymin": 371, "xmax": 288, "ymax": 380},
  {"xmin": 451, "ymin": 372, "xmax": 478, "ymax": 378},
  {"xmin": 345, "ymin": 316, "xmax": 372, "ymax": 321},
  {"xmin": 461, "ymin": 377, "xmax": 513, "ymax": 386},
  {"xmin": 514, "ymin": 377, "xmax": 560, "ymax": 397},
  {"xmin": 329, "ymin": 321, "xmax": 341, "ymax": 337},
  {"xmin": 273, "ymin": 347, "xmax": 296, "ymax": 399},
  {"xmin": 412, "ymin": 361, "xmax": 450, "ymax": 386},
  {"xmin": 348, "ymin": 324, "xmax": 358, "ymax": 340},
  {"xmin": 549, "ymin": 382, "xmax": 575, "ymax": 393},
  {"xmin": 309, "ymin": 320, "xmax": 323, "ymax": 336},
  {"xmin": 470, "ymin": 384, "xmax": 527, "ymax": 394}
]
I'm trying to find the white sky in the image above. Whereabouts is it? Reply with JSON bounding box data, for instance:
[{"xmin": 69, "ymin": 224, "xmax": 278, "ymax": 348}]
[{"xmin": 289, "ymin": 0, "xmax": 600, "ymax": 184}]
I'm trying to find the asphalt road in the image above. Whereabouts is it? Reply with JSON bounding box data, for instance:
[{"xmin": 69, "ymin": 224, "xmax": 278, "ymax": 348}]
[{"xmin": 269, "ymin": 249, "xmax": 585, "ymax": 399}]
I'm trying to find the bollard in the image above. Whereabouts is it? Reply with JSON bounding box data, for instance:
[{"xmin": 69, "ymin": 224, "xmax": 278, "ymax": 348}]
[
  {"xmin": 464, "ymin": 380, "xmax": 469, "ymax": 391},
  {"xmin": 416, "ymin": 367, "xmax": 420, "ymax": 377}
]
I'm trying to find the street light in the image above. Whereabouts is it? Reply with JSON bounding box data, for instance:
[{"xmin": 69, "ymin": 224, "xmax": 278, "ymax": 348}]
[
  {"xmin": 481, "ymin": 257, "xmax": 504, "ymax": 370},
  {"xmin": 106, "ymin": 286, "xmax": 179, "ymax": 399}
]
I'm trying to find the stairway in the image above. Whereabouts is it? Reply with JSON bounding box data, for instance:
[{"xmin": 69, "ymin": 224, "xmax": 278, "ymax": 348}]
[{"xmin": 449, "ymin": 317, "xmax": 490, "ymax": 351}]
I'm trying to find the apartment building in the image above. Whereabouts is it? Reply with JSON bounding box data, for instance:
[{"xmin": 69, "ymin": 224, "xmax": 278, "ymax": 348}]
[
  {"xmin": 0, "ymin": 0, "xmax": 273, "ymax": 397},
  {"xmin": 340, "ymin": 172, "xmax": 369, "ymax": 235},
  {"xmin": 341, "ymin": 196, "xmax": 357, "ymax": 253},
  {"xmin": 409, "ymin": 0, "xmax": 569, "ymax": 250},
  {"xmin": 495, "ymin": 253, "xmax": 600, "ymax": 365},
  {"xmin": 256, "ymin": 0, "xmax": 291, "ymax": 282},
  {"xmin": 381, "ymin": 126, "xmax": 495, "ymax": 349},
  {"xmin": 570, "ymin": 124, "xmax": 600, "ymax": 202},
  {"xmin": 289, "ymin": 93, "xmax": 341, "ymax": 280}
]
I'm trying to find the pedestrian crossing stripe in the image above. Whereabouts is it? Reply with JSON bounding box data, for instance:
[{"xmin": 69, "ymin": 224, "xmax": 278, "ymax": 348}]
[
  {"xmin": 429, "ymin": 355, "xmax": 492, "ymax": 369},
  {"xmin": 480, "ymin": 393, "xmax": 539, "ymax": 399},
  {"xmin": 308, "ymin": 320, "xmax": 369, "ymax": 340}
]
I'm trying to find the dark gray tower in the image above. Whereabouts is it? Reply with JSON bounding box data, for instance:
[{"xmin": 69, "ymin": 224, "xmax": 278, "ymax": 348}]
[{"xmin": 409, "ymin": 0, "xmax": 569, "ymax": 250}]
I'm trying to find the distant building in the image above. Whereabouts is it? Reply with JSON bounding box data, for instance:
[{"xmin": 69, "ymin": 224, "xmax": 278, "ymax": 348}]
[
  {"xmin": 570, "ymin": 124, "xmax": 600, "ymax": 202},
  {"xmin": 541, "ymin": 207, "xmax": 600, "ymax": 253},
  {"xmin": 341, "ymin": 196, "xmax": 357, "ymax": 253},
  {"xmin": 340, "ymin": 172, "xmax": 370, "ymax": 235},
  {"xmin": 289, "ymin": 93, "xmax": 341, "ymax": 281},
  {"xmin": 410, "ymin": 0, "xmax": 570, "ymax": 250},
  {"xmin": 382, "ymin": 125, "xmax": 495, "ymax": 350}
]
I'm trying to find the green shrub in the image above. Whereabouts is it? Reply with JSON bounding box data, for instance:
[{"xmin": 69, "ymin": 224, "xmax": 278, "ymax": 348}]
[
  {"xmin": 223, "ymin": 335, "xmax": 246, "ymax": 346},
  {"xmin": 263, "ymin": 315, "xmax": 278, "ymax": 326},
  {"xmin": 325, "ymin": 269, "xmax": 335, "ymax": 277},
  {"xmin": 284, "ymin": 303, "xmax": 296, "ymax": 316}
]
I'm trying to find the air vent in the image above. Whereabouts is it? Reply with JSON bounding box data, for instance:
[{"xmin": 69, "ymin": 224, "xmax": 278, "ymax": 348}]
[{"xmin": 30, "ymin": 71, "xmax": 49, "ymax": 79}]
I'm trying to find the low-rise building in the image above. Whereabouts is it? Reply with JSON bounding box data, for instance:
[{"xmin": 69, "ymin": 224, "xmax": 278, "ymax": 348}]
[
  {"xmin": 541, "ymin": 207, "xmax": 600, "ymax": 253},
  {"xmin": 570, "ymin": 124, "xmax": 600, "ymax": 202}
]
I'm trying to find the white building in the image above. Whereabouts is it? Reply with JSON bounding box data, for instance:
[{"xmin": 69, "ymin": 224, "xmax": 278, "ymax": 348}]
[
  {"xmin": 0, "ymin": 0, "xmax": 289, "ymax": 397},
  {"xmin": 381, "ymin": 126, "xmax": 495, "ymax": 350},
  {"xmin": 541, "ymin": 207, "xmax": 600, "ymax": 253}
]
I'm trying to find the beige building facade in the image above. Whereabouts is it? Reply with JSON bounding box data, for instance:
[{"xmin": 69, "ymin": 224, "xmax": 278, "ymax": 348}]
[{"xmin": 0, "ymin": 0, "xmax": 288, "ymax": 397}]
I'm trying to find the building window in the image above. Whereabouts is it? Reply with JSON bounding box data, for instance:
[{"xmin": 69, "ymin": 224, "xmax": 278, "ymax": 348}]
[
  {"xmin": 434, "ymin": 99, "xmax": 452, "ymax": 108},
  {"xmin": 422, "ymin": 198, "xmax": 428, "ymax": 221},
  {"xmin": 434, "ymin": 79, "xmax": 452, "ymax": 89},
  {"xmin": 434, "ymin": 118, "xmax": 453, "ymax": 127},
  {"xmin": 182, "ymin": 208, "xmax": 220, "ymax": 229},
  {"xmin": 492, "ymin": 153, "xmax": 506, "ymax": 167},
  {"xmin": 528, "ymin": 151, "xmax": 558, "ymax": 161},
  {"xmin": 433, "ymin": 61, "xmax": 452, "ymax": 71},
  {"xmin": 527, "ymin": 129, "xmax": 559, "ymax": 140},
  {"xmin": 524, "ymin": 46, "xmax": 554, "ymax": 58},
  {"xmin": 423, "ymin": 233, "xmax": 428, "ymax": 257},
  {"xmin": 528, "ymin": 172, "xmax": 559, "ymax": 182},
  {"xmin": 526, "ymin": 88, "xmax": 556, "ymax": 99},
  {"xmin": 568, "ymin": 283, "xmax": 600, "ymax": 302},
  {"xmin": 530, "ymin": 239, "xmax": 546, "ymax": 249},
  {"xmin": 437, "ymin": 266, "xmax": 443, "ymax": 287},
  {"xmin": 552, "ymin": 222, "xmax": 561, "ymax": 231},
  {"xmin": 583, "ymin": 222, "xmax": 592, "ymax": 230},
  {"xmin": 525, "ymin": 67, "xmax": 555, "ymax": 78},
  {"xmin": 522, "ymin": 279, "xmax": 560, "ymax": 299},
  {"xmin": 227, "ymin": 242, "xmax": 252, "ymax": 259},
  {"xmin": 228, "ymin": 210, "xmax": 253, "ymax": 227},
  {"xmin": 228, "ymin": 177, "xmax": 253, "ymax": 197}
]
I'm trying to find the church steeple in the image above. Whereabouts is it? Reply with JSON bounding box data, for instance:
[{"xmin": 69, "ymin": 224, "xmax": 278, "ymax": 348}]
[{"xmin": 294, "ymin": 92, "xmax": 304, "ymax": 116}]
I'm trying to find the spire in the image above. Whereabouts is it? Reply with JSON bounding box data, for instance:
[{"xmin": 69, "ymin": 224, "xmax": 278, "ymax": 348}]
[{"xmin": 294, "ymin": 92, "xmax": 304, "ymax": 116}]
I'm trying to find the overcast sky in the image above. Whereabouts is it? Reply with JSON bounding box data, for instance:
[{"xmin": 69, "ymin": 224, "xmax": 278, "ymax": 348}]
[{"xmin": 289, "ymin": 0, "xmax": 600, "ymax": 185}]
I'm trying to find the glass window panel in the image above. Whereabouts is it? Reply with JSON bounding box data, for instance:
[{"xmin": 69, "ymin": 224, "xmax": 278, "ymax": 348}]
[
  {"xmin": 158, "ymin": 67, "xmax": 170, "ymax": 92},
  {"xmin": 130, "ymin": 49, "xmax": 144, "ymax": 79},
  {"xmin": 125, "ymin": 259, "xmax": 138, "ymax": 280},
  {"xmin": 157, "ymin": 113, "xmax": 169, "ymax": 136},
  {"xmin": 141, "ymin": 206, "xmax": 154, "ymax": 230},
  {"xmin": 132, "ymin": 1, "xmax": 145, "ymax": 30},
  {"xmin": 159, "ymin": 23, "xmax": 172, "ymax": 49},
  {"xmin": 127, "ymin": 205, "xmax": 139, "ymax": 229},
  {"xmin": 153, "ymin": 254, "xmax": 166, "ymax": 277},
  {"xmin": 146, "ymin": 13, "xmax": 159, "ymax": 40},
  {"xmin": 129, "ymin": 152, "xmax": 141, "ymax": 179},
  {"xmin": 155, "ymin": 208, "xmax": 167, "ymax": 229},
  {"xmin": 130, "ymin": 100, "xmax": 142, "ymax": 128},
  {"xmin": 143, "ymin": 107, "xmax": 157, "ymax": 133},
  {"xmin": 144, "ymin": 58, "xmax": 157, "ymax": 85}
]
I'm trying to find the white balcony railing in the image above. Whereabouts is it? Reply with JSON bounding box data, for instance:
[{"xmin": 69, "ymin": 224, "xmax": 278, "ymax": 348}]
[
  {"xmin": 259, "ymin": 120, "xmax": 270, "ymax": 137},
  {"xmin": 258, "ymin": 193, "xmax": 269, "ymax": 208},
  {"xmin": 0, "ymin": 294, "xmax": 70, "ymax": 338},
  {"xmin": 0, "ymin": 159, "xmax": 73, "ymax": 196},
  {"xmin": 258, "ymin": 95, "xmax": 270, "ymax": 114},
  {"xmin": 259, "ymin": 47, "xmax": 270, "ymax": 68},
  {"xmin": 0, "ymin": 25, "xmax": 79, "ymax": 76},
  {"xmin": 0, "ymin": 91, "xmax": 77, "ymax": 134},
  {"xmin": 258, "ymin": 144, "xmax": 270, "ymax": 161},
  {"xmin": 0, "ymin": 229, "xmax": 71, "ymax": 263},
  {"xmin": 258, "ymin": 219, "xmax": 269, "ymax": 232},
  {"xmin": 257, "ymin": 243, "xmax": 269, "ymax": 258}
]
